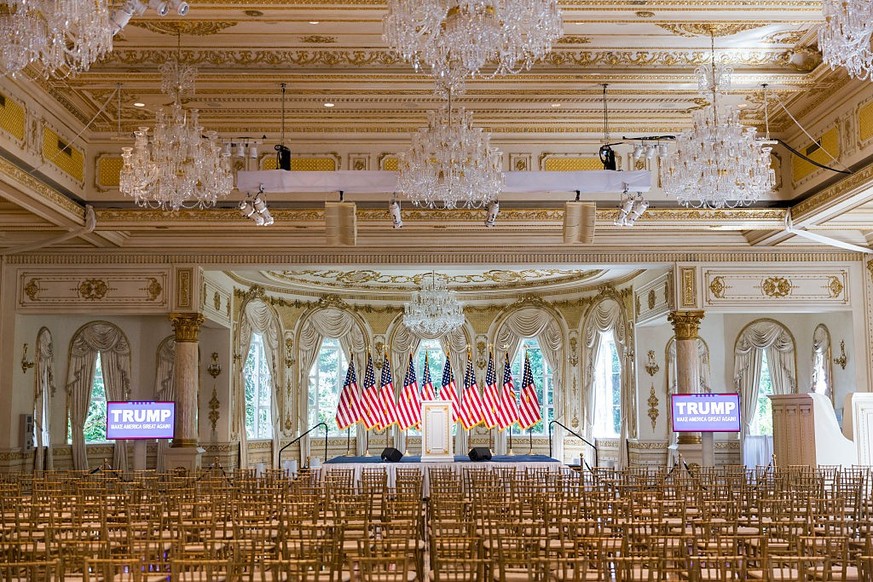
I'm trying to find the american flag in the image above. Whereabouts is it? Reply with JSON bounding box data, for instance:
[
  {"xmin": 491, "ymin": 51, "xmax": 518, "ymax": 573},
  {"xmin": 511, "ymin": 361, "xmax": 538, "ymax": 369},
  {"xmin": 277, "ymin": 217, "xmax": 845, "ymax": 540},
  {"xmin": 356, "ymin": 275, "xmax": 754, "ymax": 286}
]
[
  {"xmin": 360, "ymin": 354, "xmax": 383, "ymax": 430},
  {"xmin": 378, "ymin": 353, "xmax": 399, "ymax": 429},
  {"xmin": 480, "ymin": 352, "xmax": 501, "ymax": 429},
  {"xmin": 497, "ymin": 353, "xmax": 519, "ymax": 430},
  {"xmin": 335, "ymin": 359, "xmax": 360, "ymax": 430},
  {"xmin": 518, "ymin": 351, "xmax": 541, "ymax": 430},
  {"xmin": 459, "ymin": 352, "xmax": 484, "ymax": 430},
  {"xmin": 438, "ymin": 357, "xmax": 460, "ymax": 423},
  {"xmin": 420, "ymin": 352, "xmax": 436, "ymax": 401},
  {"xmin": 397, "ymin": 353, "xmax": 422, "ymax": 430}
]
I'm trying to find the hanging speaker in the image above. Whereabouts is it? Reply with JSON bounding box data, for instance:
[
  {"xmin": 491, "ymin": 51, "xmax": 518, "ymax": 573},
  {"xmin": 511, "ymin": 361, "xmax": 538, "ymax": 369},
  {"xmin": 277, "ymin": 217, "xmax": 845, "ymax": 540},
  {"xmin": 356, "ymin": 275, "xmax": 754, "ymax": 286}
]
[
  {"xmin": 380, "ymin": 447, "xmax": 403, "ymax": 463},
  {"xmin": 563, "ymin": 202, "xmax": 596, "ymax": 244},
  {"xmin": 468, "ymin": 447, "xmax": 492, "ymax": 462}
]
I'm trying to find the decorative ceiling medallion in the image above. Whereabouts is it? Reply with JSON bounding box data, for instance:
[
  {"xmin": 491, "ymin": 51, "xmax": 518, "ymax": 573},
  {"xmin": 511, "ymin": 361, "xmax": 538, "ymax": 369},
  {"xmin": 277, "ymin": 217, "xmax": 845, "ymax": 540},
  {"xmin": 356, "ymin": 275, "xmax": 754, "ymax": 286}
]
[
  {"xmin": 300, "ymin": 35, "xmax": 337, "ymax": 44},
  {"xmin": 128, "ymin": 21, "xmax": 237, "ymax": 36},
  {"xmin": 658, "ymin": 23, "xmax": 766, "ymax": 38}
]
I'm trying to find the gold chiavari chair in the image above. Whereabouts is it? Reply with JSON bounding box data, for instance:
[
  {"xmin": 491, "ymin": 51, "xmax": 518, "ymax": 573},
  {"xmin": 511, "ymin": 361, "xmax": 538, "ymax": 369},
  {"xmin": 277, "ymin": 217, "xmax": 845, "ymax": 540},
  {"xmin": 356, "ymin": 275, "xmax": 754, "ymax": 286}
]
[{"xmin": 0, "ymin": 558, "xmax": 61, "ymax": 582}]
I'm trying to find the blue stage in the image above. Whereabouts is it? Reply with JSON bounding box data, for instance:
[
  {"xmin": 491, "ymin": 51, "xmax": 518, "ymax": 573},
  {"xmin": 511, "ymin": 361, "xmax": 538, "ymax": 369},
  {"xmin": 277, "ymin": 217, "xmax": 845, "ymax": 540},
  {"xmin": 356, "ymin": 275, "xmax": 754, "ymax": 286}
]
[{"xmin": 325, "ymin": 454, "xmax": 559, "ymax": 464}]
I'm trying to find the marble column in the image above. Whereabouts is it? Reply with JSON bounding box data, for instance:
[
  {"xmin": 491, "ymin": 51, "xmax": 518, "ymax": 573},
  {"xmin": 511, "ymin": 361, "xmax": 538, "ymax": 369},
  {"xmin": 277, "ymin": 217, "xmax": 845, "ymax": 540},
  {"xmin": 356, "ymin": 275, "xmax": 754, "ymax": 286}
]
[
  {"xmin": 667, "ymin": 310, "xmax": 711, "ymax": 464},
  {"xmin": 164, "ymin": 313, "xmax": 205, "ymax": 473}
]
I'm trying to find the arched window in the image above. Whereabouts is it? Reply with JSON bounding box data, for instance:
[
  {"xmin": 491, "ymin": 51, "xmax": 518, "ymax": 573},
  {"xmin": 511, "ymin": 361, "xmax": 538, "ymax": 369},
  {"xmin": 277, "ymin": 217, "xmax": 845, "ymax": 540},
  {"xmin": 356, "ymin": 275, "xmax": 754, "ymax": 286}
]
[
  {"xmin": 592, "ymin": 331, "xmax": 620, "ymax": 438},
  {"xmin": 510, "ymin": 337, "xmax": 553, "ymax": 436},
  {"xmin": 308, "ymin": 337, "xmax": 348, "ymax": 436},
  {"xmin": 244, "ymin": 333, "xmax": 273, "ymax": 439}
]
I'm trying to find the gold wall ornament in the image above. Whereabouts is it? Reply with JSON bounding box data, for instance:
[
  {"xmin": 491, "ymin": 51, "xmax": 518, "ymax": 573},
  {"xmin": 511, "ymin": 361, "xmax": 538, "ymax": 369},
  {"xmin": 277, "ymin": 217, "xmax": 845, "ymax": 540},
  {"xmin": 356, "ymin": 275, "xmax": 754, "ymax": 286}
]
[
  {"xmin": 827, "ymin": 276, "xmax": 844, "ymax": 298},
  {"xmin": 644, "ymin": 350, "xmax": 660, "ymax": 377},
  {"xmin": 762, "ymin": 276, "xmax": 793, "ymax": 298},
  {"xmin": 78, "ymin": 279, "xmax": 110, "ymax": 300},
  {"xmin": 206, "ymin": 352, "xmax": 222, "ymax": 378},
  {"xmin": 834, "ymin": 339, "xmax": 848, "ymax": 370},
  {"xmin": 208, "ymin": 387, "xmax": 220, "ymax": 433},
  {"xmin": 213, "ymin": 291, "xmax": 221, "ymax": 311},
  {"xmin": 648, "ymin": 384, "xmax": 659, "ymax": 430},
  {"xmin": 285, "ymin": 337, "xmax": 294, "ymax": 369},
  {"xmin": 128, "ymin": 21, "xmax": 237, "ymax": 36},
  {"xmin": 300, "ymin": 35, "xmax": 337, "ymax": 44},
  {"xmin": 556, "ymin": 35, "xmax": 591, "ymax": 45},
  {"xmin": 657, "ymin": 22, "xmax": 767, "ymax": 38},
  {"xmin": 709, "ymin": 276, "xmax": 727, "ymax": 299},
  {"xmin": 680, "ymin": 268, "xmax": 697, "ymax": 307},
  {"xmin": 176, "ymin": 269, "xmax": 193, "ymax": 309},
  {"xmin": 145, "ymin": 278, "xmax": 163, "ymax": 302},
  {"xmin": 170, "ymin": 312, "xmax": 204, "ymax": 343},
  {"xmin": 647, "ymin": 289, "xmax": 656, "ymax": 310},
  {"xmin": 668, "ymin": 310, "xmax": 705, "ymax": 341},
  {"xmin": 568, "ymin": 336, "xmax": 578, "ymax": 367},
  {"xmin": 20, "ymin": 343, "xmax": 34, "ymax": 373},
  {"xmin": 24, "ymin": 279, "xmax": 40, "ymax": 301}
]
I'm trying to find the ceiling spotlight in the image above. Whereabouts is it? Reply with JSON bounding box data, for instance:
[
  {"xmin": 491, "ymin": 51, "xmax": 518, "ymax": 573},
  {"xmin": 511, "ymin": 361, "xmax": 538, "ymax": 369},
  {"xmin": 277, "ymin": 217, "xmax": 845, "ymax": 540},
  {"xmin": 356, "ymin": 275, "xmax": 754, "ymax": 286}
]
[
  {"xmin": 657, "ymin": 143, "xmax": 669, "ymax": 157},
  {"xmin": 645, "ymin": 144, "xmax": 657, "ymax": 160},
  {"xmin": 614, "ymin": 191, "xmax": 648, "ymax": 227},
  {"xmin": 389, "ymin": 199, "xmax": 403, "ymax": 229},
  {"xmin": 148, "ymin": 0, "xmax": 169, "ymax": 16},
  {"xmin": 632, "ymin": 143, "xmax": 644, "ymax": 161},
  {"xmin": 133, "ymin": 102, "xmax": 146, "ymax": 108},
  {"xmin": 309, "ymin": 20, "xmax": 320, "ymax": 25},
  {"xmin": 169, "ymin": 0, "xmax": 189, "ymax": 15},
  {"xmin": 484, "ymin": 200, "xmax": 500, "ymax": 228},
  {"xmin": 239, "ymin": 187, "xmax": 274, "ymax": 226},
  {"xmin": 324, "ymin": 102, "xmax": 335, "ymax": 108}
]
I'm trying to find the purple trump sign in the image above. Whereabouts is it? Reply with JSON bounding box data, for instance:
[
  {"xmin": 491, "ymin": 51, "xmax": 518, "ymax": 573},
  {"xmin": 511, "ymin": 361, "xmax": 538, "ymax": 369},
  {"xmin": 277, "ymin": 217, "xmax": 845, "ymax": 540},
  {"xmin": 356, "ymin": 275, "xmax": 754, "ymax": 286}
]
[
  {"xmin": 671, "ymin": 393, "xmax": 740, "ymax": 433},
  {"xmin": 106, "ymin": 401, "xmax": 175, "ymax": 440}
]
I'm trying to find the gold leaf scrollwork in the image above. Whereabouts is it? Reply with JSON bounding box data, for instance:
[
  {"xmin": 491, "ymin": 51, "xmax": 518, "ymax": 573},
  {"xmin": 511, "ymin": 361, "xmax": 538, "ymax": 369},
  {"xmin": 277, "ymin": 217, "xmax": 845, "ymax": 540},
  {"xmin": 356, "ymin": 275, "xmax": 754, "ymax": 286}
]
[
  {"xmin": 647, "ymin": 289, "xmax": 656, "ymax": 310},
  {"xmin": 647, "ymin": 385, "xmax": 659, "ymax": 430},
  {"xmin": 78, "ymin": 279, "xmax": 109, "ymax": 300},
  {"xmin": 208, "ymin": 387, "xmax": 220, "ymax": 433},
  {"xmin": 709, "ymin": 276, "xmax": 727, "ymax": 299},
  {"xmin": 762, "ymin": 276, "xmax": 792, "ymax": 298},
  {"xmin": 24, "ymin": 278, "xmax": 40, "ymax": 301},
  {"xmin": 827, "ymin": 276, "xmax": 844, "ymax": 298},
  {"xmin": 285, "ymin": 337, "xmax": 294, "ymax": 369},
  {"xmin": 568, "ymin": 337, "xmax": 578, "ymax": 367},
  {"xmin": 213, "ymin": 291, "xmax": 221, "ymax": 311},
  {"xmin": 145, "ymin": 277, "xmax": 162, "ymax": 301}
]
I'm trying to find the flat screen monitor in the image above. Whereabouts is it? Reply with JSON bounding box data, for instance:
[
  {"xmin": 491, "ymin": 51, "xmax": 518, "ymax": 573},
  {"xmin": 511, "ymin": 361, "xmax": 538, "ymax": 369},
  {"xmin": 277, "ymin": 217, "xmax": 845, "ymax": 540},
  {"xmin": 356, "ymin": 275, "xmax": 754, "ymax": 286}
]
[
  {"xmin": 671, "ymin": 393, "xmax": 741, "ymax": 433},
  {"xmin": 106, "ymin": 401, "xmax": 175, "ymax": 440}
]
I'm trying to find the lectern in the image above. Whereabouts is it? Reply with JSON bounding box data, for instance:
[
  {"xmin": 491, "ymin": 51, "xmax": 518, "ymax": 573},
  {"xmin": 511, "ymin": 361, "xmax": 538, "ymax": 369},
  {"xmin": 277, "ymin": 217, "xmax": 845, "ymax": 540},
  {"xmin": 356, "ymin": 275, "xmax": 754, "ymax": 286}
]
[{"xmin": 421, "ymin": 400, "xmax": 454, "ymax": 462}]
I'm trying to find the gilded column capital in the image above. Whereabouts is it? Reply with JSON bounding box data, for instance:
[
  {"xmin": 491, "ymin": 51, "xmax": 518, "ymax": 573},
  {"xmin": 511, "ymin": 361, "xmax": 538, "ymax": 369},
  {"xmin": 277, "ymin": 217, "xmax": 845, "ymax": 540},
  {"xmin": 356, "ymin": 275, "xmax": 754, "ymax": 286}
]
[
  {"xmin": 170, "ymin": 312, "xmax": 205, "ymax": 342},
  {"xmin": 668, "ymin": 310, "xmax": 705, "ymax": 340}
]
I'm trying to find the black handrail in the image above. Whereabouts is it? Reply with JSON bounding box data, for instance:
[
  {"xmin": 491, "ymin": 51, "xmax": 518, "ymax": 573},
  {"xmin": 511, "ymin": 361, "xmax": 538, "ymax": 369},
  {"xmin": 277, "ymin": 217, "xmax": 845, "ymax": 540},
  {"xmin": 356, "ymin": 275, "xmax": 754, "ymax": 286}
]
[
  {"xmin": 278, "ymin": 422, "xmax": 328, "ymax": 469},
  {"xmin": 548, "ymin": 420, "xmax": 598, "ymax": 467}
]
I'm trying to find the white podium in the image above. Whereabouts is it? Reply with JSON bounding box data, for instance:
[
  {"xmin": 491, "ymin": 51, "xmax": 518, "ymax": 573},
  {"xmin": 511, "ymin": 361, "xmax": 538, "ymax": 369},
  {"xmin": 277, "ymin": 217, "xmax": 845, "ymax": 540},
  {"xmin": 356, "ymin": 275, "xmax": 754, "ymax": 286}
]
[{"xmin": 421, "ymin": 400, "xmax": 454, "ymax": 462}]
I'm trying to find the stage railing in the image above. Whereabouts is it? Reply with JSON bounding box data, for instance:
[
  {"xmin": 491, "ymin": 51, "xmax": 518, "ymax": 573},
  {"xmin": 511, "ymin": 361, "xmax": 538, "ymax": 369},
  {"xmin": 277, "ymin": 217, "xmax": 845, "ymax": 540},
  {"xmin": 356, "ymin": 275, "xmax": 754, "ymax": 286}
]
[
  {"xmin": 548, "ymin": 420, "xmax": 598, "ymax": 467},
  {"xmin": 278, "ymin": 422, "xmax": 328, "ymax": 469}
]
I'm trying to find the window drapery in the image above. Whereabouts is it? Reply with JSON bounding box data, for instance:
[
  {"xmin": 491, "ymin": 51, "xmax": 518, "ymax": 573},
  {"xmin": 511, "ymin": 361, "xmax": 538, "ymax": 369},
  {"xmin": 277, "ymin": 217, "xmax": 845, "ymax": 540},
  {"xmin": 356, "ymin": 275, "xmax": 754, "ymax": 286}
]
[
  {"xmin": 811, "ymin": 324, "xmax": 832, "ymax": 400},
  {"xmin": 296, "ymin": 307, "xmax": 368, "ymax": 461},
  {"xmin": 34, "ymin": 327, "xmax": 56, "ymax": 471},
  {"xmin": 580, "ymin": 298, "xmax": 634, "ymax": 467},
  {"xmin": 66, "ymin": 322, "xmax": 132, "ymax": 472},
  {"xmin": 494, "ymin": 307, "xmax": 563, "ymax": 455},
  {"xmin": 734, "ymin": 319, "xmax": 797, "ymax": 435},
  {"xmin": 154, "ymin": 336, "xmax": 175, "ymax": 472},
  {"xmin": 236, "ymin": 298, "xmax": 284, "ymax": 468}
]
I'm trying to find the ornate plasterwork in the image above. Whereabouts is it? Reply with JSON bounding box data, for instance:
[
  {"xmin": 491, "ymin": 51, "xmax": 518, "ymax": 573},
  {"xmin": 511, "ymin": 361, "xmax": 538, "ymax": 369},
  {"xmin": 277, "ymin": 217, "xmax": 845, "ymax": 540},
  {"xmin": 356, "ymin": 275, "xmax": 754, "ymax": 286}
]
[
  {"xmin": 128, "ymin": 21, "xmax": 237, "ymax": 36},
  {"xmin": 170, "ymin": 312, "xmax": 205, "ymax": 342},
  {"xmin": 668, "ymin": 310, "xmax": 705, "ymax": 340},
  {"xmin": 648, "ymin": 385, "xmax": 659, "ymax": 430},
  {"xmin": 262, "ymin": 268, "xmax": 602, "ymax": 293},
  {"xmin": 703, "ymin": 268, "xmax": 850, "ymax": 307},
  {"xmin": 301, "ymin": 35, "xmax": 337, "ymax": 44},
  {"xmin": 18, "ymin": 272, "xmax": 168, "ymax": 308},
  {"xmin": 657, "ymin": 22, "xmax": 767, "ymax": 37}
]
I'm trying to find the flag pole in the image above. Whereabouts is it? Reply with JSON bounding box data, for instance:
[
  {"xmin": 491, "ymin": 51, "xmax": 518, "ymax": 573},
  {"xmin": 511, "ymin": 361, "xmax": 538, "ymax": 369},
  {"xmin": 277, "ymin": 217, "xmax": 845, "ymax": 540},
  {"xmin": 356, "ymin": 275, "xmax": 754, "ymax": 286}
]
[
  {"xmin": 345, "ymin": 427, "xmax": 351, "ymax": 456},
  {"xmin": 508, "ymin": 427, "xmax": 514, "ymax": 456},
  {"xmin": 364, "ymin": 428, "xmax": 370, "ymax": 457},
  {"xmin": 528, "ymin": 428, "xmax": 533, "ymax": 455}
]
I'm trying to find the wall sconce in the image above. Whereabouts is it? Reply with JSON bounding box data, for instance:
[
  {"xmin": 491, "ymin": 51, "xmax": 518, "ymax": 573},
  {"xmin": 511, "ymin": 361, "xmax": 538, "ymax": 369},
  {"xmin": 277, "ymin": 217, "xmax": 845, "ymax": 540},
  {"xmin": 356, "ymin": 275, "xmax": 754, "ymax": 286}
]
[
  {"xmin": 834, "ymin": 340, "xmax": 848, "ymax": 370},
  {"xmin": 207, "ymin": 352, "xmax": 222, "ymax": 378},
  {"xmin": 20, "ymin": 343, "xmax": 34, "ymax": 373},
  {"xmin": 644, "ymin": 350, "xmax": 660, "ymax": 377}
]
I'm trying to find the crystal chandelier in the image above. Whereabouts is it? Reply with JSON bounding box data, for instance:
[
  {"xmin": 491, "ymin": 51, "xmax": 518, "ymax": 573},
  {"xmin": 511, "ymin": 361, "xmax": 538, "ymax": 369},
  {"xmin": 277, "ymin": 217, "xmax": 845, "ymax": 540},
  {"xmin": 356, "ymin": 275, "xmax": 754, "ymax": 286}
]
[
  {"xmin": 383, "ymin": 0, "xmax": 563, "ymax": 95},
  {"xmin": 0, "ymin": 0, "xmax": 114, "ymax": 77},
  {"xmin": 404, "ymin": 272, "xmax": 465, "ymax": 337},
  {"xmin": 397, "ymin": 98, "xmax": 504, "ymax": 209},
  {"xmin": 120, "ymin": 60, "xmax": 233, "ymax": 211},
  {"xmin": 661, "ymin": 36, "xmax": 775, "ymax": 209},
  {"xmin": 819, "ymin": 0, "xmax": 873, "ymax": 79}
]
